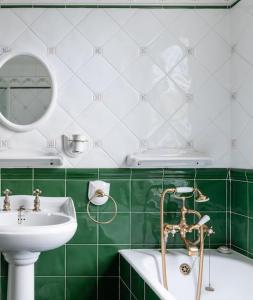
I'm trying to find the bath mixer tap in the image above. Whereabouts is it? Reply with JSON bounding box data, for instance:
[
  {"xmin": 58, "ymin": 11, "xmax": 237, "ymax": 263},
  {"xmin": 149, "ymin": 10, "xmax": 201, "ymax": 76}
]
[
  {"xmin": 33, "ymin": 189, "xmax": 42, "ymax": 212},
  {"xmin": 160, "ymin": 187, "xmax": 215, "ymax": 300},
  {"xmin": 3, "ymin": 189, "xmax": 12, "ymax": 211}
]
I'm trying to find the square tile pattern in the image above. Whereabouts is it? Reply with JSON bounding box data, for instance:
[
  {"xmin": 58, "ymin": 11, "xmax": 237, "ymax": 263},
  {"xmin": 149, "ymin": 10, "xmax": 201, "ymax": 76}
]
[
  {"xmin": 0, "ymin": 6, "xmax": 235, "ymax": 168},
  {"xmin": 120, "ymin": 256, "xmax": 160, "ymax": 300},
  {"xmin": 0, "ymin": 167, "xmax": 229, "ymax": 299},
  {"xmin": 230, "ymin": 169, "xmax": 253, "ymax": 258}
]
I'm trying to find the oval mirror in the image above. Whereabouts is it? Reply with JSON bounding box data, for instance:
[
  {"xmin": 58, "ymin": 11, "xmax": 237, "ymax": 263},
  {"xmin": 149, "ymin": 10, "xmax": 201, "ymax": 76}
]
[{"xmin": 0, "ymin": 54, "xmax": 56, "ymax": 131}]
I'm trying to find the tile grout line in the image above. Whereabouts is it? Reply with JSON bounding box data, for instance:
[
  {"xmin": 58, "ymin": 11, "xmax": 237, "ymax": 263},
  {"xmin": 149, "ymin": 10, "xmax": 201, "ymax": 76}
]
[
  {"xmin": 226, "ymin": 175, "xmax": 228, "ymax": 246},
  {"xmin": 97, "ymin": 168, "xmax": 99, "ymax": 300},
  {"xmin": 64, "ymin": 168, "xmax": 67, "ymax": 300},
  {"xmin": 0, "ymin": 168, "xmax": 1, "ymax": 300}
]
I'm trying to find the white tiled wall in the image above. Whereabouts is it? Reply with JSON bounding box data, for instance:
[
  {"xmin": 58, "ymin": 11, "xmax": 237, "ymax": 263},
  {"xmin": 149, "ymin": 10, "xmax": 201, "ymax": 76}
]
[
  {"xmin": 231, "ymin": 0, "xmax": 253, "ymax": 169},
  {"xmin": 0, "ymin": 7, "xmax": 232, "ymax": 167}
]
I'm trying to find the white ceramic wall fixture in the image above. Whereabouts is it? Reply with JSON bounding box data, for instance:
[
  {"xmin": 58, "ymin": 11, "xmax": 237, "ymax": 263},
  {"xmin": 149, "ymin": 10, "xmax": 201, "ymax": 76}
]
[{"xmin": 0, "ymin": 196, "xmax": 77, "ymax": 300}]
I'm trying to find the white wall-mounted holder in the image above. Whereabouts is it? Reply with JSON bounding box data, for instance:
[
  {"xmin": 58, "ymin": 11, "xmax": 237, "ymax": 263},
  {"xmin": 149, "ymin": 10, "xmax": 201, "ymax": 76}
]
[
  {"xmin": 62, "ymin": 134, "xmax": 88, "ymax": 158},
  {"xmin": 0, "ymin": 51, "xmax": 57, "ymax": 132},
  {"xmin": 88, "ymin": 180, "xmax": 110, "ymax": 205},
  {"xmin": 87, "ymin": 180, "xmax": 117, "ymax": 224}
]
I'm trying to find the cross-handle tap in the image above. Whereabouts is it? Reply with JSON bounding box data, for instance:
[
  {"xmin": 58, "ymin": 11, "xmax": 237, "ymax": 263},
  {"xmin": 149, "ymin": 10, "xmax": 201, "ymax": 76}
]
[
  {"xmin": 33, "ymin": 189, "xmax": 42, "ymax": 212},
  {"xmin": 3, "ymin": 189, "xmax": 12, "ymax": 211}
]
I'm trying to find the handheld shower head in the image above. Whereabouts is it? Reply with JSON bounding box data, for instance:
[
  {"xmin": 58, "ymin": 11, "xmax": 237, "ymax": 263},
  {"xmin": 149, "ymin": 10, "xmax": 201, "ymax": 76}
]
[{"xmin": 195, "ymin": 190, "xmax": 209, "ymax": 202}]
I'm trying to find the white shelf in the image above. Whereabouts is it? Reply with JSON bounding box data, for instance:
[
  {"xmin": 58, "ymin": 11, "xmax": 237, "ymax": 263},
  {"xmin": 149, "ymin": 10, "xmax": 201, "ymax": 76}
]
[
  {"xmin": 126, "ymin": 148, "xmax": 212, "ymax": 168},
  {"xmin": 0, "ymin": 155, "xmax": 63, "ymax": 168}
]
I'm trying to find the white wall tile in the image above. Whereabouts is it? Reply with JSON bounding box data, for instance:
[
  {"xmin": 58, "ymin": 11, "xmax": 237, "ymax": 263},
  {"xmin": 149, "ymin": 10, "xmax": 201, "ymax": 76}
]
[{"xmin": 0, "ymin": 7, "xmax": 233, "ymax": 167}]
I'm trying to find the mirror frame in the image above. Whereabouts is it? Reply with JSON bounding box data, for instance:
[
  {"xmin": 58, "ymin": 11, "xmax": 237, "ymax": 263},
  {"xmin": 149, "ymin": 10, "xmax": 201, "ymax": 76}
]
[{"xmin": 0, "ymin": 51, "xmax": 57, "ymax": 132}]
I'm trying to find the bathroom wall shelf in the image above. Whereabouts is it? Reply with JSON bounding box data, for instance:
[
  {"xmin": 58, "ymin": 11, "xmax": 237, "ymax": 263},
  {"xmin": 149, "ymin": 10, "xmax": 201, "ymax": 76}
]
[
  {"xmin": 126, "ymin": 148, "xmax": 212, "ymax": 168},
  {"xmin": 0, "ymin": 155, "xmax": 63, "ymax": 167}
]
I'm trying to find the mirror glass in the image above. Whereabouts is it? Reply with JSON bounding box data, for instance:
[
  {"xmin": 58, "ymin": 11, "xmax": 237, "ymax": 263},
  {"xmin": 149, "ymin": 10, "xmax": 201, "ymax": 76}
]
[{"xmin": 0, "ymin": 55, "xmax": 52, "ymax": 126}]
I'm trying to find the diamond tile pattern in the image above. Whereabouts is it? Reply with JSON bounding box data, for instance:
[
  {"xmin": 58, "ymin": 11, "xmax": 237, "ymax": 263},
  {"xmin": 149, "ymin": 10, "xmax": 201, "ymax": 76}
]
[
  {"xmin": 231, "ymin": 0, "xmax": 253, "ymax": 168},
  {"xmin": 0, "ymin": 7, "xmax": 235, "ymax": 167}
]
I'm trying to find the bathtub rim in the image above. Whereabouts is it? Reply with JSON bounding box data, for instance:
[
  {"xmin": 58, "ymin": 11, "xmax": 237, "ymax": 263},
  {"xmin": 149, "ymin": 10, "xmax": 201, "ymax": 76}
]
[{"xmin": 119, "ymin": 248, "xmax": 253, "ymax": 300}]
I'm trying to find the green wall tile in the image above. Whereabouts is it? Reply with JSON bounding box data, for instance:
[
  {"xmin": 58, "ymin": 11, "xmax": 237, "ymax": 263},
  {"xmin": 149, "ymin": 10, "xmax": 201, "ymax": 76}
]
[
  {"xmin": 131, "ymin": 213, "xmax": 160, "ymax": 245},
  {"xmin": 1, "ymin": 179, "xmax": 33, "ymax": 196},
  {"xmin": 120, "ymin": 279, "xmax": 131, "ymax": 300},
  {"xmin": 66, "ymin": 277, "xmax": 97, "ymax": 300},
  {"xmin": 35, "ymin": 246, "xmax": 65, "ymax": 276},
  {"xmin": 120, "ymin": 256, "xmax": 131, "ymax": 288},
  {"xmin": 248, "ymin": 183, "xmax": 253, "ymax": 218},
  {"xmin": 131, "ymin": 179, "xmax": 162, "ymax": 212},
  {"xmin": 1, "ymin": 254, "xmax": 8, "ymax": 276},
  {"xmin": 231, "ymin": 213, "xmax": 248, "ymax": 251},
  {"xmin": 66, "ymin": 180, "xmax": 90, "ymax": 212},
  {"xmin": 33, "ymin": 180, "xmax": 65, "ymax": 197},
  {"xmin": 98, "ymin": 277, "xmax": 119, "ymax": 300},
  {"xmin": 164, "ymin": 168, "xmax": 195, "ymax": 179},
  {"xmin": 99, "ymin": 213, "xmax": 130, "ymax": 244},
  {"xmin": 246, "ymin": 170, "xmax": 253, "ymax": 182},
  {"xmin": 99, "ymin": 179, "xmax": 130, "ymax": 212},
  {"xmin": 145, "ymin": 284, "xmax": 160, "ymax": 300},
  {"xmin": 0, "ymin": 277, "xmax": 7, "ymax": 300},
  {"xmin": 231, "ymin": 181, "xmax": 248, "ymax": 215},
  {"xmin": 66, "ymin": 168, "xmax": 98, "ymax": 179},
  {"xmin": 35, "ymin": 277, "xmax": 65, "ymax": 300},
  {"xmin": 34, "ymin": 168, "xmax": 65, "ymax": 179},
  {"xmin": 99, "ymin": 168, "xmax": 131, "ymax": 179},
  {"xmin": 249, "ymin": 219, "xmax": 253, "ymax": 255},
  {"xmin": 131, "ymin": 169, "xmax": 163, "ymax": 179},
  {"xmin": 98, "ymin": 245, "xmax": 127, "ymax": 276},
  {"xmin": 0, "ymin": 166, "xmax": 248, "ymax": 299},
  {"xmin": 1, "ymin": 168, "xmax": 32, "ymax": 179},
  {"xmin": 230, "ymin": 169, "xmax": 246, "ymax": 181},
  {"xmin": 202, "ymin": 212, "xmax": 227, "ymax": 245},
  {"xmin": 69, "ymin": 213, "xmax": 97, "ymax": 244},
  {"xmin": 131, "ymin": 267, "xmax": 144, "ymax": 300},
  {"xmin": 195, "ymin": 180, "xmax": 226, "ymax": 212},
  {"xmin": 66, "ymin": 245, "xmax": 97, "ymax": 276},
  {"xmin": 196, "ymin": 169, "xmax": 228, "ymax": 179}
]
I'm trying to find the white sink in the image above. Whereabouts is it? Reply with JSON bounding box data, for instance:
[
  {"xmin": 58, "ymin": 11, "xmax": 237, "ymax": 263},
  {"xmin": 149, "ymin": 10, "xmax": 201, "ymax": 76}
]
[{"xmin": 0, "ymin": 195, "xmax": 77, "ymax": 300}]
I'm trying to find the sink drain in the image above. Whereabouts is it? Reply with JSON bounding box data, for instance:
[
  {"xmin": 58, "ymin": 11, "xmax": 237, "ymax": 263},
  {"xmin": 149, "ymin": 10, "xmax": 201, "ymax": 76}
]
[{"xmin": 179, "ymin": 263, "xmax": 191, "ymax": 275}]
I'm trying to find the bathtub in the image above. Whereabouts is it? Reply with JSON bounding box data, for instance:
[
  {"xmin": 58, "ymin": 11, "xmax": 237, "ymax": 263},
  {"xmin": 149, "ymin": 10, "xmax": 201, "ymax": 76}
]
[{"xmin": 119, "ymin": 249, "xmax": 253, "ymax": 300}]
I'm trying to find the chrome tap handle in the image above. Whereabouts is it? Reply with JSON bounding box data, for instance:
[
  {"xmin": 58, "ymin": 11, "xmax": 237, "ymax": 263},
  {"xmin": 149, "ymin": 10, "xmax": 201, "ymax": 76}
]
[{"xmin": 3, "ymin": 189, "xmax": 11, "ymax": 211}]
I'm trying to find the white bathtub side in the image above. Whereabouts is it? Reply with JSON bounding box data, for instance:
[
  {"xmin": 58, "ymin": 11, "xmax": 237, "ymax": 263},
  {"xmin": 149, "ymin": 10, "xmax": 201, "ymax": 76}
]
[{"xmin": 119, "ymin": 249, "xmax": 176, "ymax": 300}]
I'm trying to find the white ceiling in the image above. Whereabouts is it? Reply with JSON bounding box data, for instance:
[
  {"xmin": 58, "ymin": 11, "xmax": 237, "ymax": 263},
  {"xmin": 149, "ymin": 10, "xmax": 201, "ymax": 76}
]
[{"xmin": 0, "ymin": 0, "xmax": 237, "ymax": 6}]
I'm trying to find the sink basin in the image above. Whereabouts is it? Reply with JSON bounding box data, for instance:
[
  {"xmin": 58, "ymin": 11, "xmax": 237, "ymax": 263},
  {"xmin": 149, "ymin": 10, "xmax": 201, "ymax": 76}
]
[
  {"xmin": 0, "ymin": 195, "xmax": 77, "ymax": 300},
  {"xmin": 0, "ymin": 196, "xmax": 77, "ymax": 252}
]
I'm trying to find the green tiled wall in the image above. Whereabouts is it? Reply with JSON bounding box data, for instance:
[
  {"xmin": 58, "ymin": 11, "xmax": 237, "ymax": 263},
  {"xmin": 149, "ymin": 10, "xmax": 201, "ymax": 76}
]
[
  {"xmin": 119, "ymin": 255, "xmax": 160, "ymax": 300},
  {"xmin": 0, "ymin": 168, "xmax": 229, "ymax": 299},
  {"xmin": 230, "ymin": 169, "xmax": 253, "ymax": 258}
]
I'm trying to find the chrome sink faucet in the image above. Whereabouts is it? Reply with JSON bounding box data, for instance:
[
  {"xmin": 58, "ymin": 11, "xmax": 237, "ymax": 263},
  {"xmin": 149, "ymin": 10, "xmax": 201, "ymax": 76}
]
[
  {"xmin": 33, "ymin": 189, "xmax": 42, "ymax": 212},
  {"xmin": 3, "ymin": 189, "xmax": 11, "ymax": 211}
]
